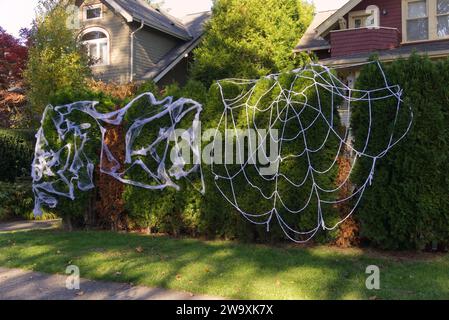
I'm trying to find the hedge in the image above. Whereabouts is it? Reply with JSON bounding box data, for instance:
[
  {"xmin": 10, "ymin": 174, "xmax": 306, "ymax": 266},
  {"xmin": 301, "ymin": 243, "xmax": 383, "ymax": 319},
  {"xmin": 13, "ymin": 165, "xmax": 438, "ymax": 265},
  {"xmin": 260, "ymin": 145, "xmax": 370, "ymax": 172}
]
[
  {"xmin": 36, "ymin": 88, "xmax": 119, "ymax": 227},
  {"xmin": 352, "ymin": 55, "xmax": 449, "ymax": 250},
  {"xmin": 0, "ymin": 129, "xmax": 35, "ymax": 182},
  {"xmin": 124, "ymin": 74, "xmax": 342, "ymax": 243},
  {"xmin": 33, "ymin": 56, "xmax": 449, "ymax": 249}
]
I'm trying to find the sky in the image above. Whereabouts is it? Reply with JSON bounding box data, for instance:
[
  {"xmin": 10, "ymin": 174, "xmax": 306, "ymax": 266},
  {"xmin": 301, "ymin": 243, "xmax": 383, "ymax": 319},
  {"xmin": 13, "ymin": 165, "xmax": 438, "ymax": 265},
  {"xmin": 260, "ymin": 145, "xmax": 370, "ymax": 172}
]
[
  {"xmin": 0, "ymin": 0, "xmax": 348, "ymax": 38},
  {"xmin": 313, "ymin": 0, "xmax": 349, "ymax": 12}
]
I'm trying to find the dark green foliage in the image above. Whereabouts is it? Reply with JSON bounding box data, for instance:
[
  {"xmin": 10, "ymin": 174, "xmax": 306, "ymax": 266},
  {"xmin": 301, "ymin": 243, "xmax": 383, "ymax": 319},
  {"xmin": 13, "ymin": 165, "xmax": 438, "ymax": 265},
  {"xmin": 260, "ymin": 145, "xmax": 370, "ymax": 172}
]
[
  {"xmin": 0, "ymin": 181, "xmax": 57, "ymax": 221},
  {"xmin": 0, "ymin": 129, "xmax": 35, "ymax": 182},
  {"xmin": 124, "ymin": 80, "xmax": 208, "ymax": 235},
  {"xmin": 37, "ymin": 89, "xmax": 118, "ymax": 224},
  {"xmin": 124, "ymin": 71, "xmax": 341, "ymax": 243},
  {"xmin": 0, "ymin": 181, "xmax": 34, "ymax": 221},
  {"xmin": 352, "ymin": 55, "xmax": 449, "ymax": 250}
]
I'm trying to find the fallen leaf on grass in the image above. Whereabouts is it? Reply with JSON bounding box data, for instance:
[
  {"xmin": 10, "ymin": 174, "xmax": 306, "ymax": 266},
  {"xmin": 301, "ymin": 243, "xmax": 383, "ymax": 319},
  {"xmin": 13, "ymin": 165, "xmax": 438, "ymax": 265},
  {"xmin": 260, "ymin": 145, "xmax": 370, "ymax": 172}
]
[
  {"xmin": 176, "ymin": 274, "xmax": 182, "ymax": 281},
  {"xmin": 135, "ymin": 246, "xmax": 144, "ymax": 253}
]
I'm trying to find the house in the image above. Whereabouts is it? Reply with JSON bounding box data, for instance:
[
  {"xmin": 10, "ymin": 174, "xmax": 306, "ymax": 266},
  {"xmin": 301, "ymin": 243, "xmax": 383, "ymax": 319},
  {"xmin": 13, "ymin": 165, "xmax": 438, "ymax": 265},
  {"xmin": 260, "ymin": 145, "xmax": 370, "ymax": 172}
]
[
  {"xmin": 75, "ymin": 0, "xmax": 211, "ymax": 84},
  {"xmin": 295, "ymin": 0, "xmax": 449, "ymax": 87}
]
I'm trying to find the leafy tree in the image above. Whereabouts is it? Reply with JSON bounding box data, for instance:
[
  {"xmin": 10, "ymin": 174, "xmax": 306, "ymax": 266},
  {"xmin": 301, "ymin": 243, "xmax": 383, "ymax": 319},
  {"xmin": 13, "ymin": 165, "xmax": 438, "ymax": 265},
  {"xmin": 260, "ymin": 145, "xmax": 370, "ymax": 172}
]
[
  {"xmin": 0, "ymin": 27, "xmax": 28, "ymax": 89},
  {"xmin": 191, "ymin": 0, "xmax": 314, "ymax": 86},
  {"xmin": 24, "ymin": 0, "xmax": 91, "ymax": 115}
]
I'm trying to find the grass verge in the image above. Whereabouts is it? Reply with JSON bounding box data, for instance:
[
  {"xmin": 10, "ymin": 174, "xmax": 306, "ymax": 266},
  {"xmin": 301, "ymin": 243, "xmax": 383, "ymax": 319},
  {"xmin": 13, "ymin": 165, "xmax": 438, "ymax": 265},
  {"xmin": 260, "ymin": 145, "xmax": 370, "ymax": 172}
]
[{"xmin": 0, "ymin": 229, "xmax": 448, "ymax": 300}]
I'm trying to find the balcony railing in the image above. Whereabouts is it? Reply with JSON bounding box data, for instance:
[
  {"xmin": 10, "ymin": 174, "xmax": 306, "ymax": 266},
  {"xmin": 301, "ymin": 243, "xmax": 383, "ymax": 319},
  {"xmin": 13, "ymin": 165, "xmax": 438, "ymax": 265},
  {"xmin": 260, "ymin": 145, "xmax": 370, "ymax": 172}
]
[{"xmin": 330, "ymin": 27, "xmax": 401, "ymax": 58}]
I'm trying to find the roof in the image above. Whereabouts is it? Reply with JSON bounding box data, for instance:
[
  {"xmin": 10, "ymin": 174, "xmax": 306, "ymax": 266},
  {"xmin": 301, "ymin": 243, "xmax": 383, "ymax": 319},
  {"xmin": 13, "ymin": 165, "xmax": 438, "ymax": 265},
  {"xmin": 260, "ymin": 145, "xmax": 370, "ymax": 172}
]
[
  {"xmin": 143, "ymin": 11, "xmax": 212, "ymax": 82},
  {"xmin": 315, "ymin": 0, "xmax": 362, "ymax": 36},
  {"xmin": 105, "ymin": 0, "xmax": 192, "ymax": 40},
  {"xmin": 294, "ymin": 10, "xmax": 335, "ymax": 52},
  {"xmin": 295, "ymin": 0, "xmax": 366, "ymax": 53},
  {"xmin": 321, "ymin": 41, "xmax": 449, "ymax": 66}
]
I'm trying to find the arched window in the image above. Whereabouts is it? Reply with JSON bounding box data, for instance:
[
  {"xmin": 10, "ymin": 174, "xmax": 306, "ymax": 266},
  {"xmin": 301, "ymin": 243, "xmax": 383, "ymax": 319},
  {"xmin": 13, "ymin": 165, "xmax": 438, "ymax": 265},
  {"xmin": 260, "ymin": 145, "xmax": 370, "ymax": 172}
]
[{"xmin": 80, "ymin": 28, "xmax": 109, "ymax": 66}]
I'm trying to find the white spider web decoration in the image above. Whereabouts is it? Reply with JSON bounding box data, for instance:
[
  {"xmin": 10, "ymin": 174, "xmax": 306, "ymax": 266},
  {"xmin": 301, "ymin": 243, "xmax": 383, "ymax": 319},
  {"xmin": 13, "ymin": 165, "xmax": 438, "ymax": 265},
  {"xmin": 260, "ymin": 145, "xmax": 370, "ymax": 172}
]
[
  {"xmin": 32, "ymin": 93, "xmax": 204, "ymax": 216},
  {"xmin": 210, "ymin": 61, "xmax": 413, "ymax": 243}
]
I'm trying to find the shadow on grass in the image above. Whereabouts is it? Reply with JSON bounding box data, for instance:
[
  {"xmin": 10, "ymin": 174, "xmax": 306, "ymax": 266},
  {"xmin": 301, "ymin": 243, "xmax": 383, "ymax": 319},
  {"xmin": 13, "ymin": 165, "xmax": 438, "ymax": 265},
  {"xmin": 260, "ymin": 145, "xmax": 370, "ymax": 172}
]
[{"xmin": 0, "ymin": 229, "xmax": 448, "ymax": 300}]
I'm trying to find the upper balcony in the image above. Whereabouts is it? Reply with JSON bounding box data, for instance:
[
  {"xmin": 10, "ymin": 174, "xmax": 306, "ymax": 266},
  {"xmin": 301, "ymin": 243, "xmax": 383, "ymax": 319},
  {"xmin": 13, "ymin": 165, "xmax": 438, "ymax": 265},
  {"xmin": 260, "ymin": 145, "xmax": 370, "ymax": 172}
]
[{"xmin": 330, "ymin": 27, "xmax": 401, "ymax": 58}]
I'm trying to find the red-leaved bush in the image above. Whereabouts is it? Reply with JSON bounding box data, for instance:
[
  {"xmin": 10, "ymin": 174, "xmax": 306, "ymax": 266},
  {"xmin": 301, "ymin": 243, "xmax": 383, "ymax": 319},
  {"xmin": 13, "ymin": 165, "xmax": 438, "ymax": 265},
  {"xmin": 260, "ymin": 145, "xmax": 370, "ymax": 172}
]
[{"xmin": 0, "ymin": 27, "xmax": 28, "ymax": 89}]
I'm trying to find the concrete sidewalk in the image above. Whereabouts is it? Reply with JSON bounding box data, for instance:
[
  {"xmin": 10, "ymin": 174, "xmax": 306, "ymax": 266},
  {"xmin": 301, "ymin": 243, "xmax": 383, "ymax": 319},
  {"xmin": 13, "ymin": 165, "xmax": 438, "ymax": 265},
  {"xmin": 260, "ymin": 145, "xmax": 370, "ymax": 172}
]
[
  {"xmin": 0, "ymin": 267, "xmax": 223, "ymax": 300},
  {"xmin": 0, "ymin": 220, "xmax": 61, "ymax": 232}
]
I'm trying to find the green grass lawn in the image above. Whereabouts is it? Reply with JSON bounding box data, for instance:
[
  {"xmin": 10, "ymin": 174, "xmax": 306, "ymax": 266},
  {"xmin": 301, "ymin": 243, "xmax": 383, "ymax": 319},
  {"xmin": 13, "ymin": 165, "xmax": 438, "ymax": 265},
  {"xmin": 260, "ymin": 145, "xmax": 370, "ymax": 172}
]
[{"xmin": 0, "ymin": 229, "xmax": 448, "ymax": 300}]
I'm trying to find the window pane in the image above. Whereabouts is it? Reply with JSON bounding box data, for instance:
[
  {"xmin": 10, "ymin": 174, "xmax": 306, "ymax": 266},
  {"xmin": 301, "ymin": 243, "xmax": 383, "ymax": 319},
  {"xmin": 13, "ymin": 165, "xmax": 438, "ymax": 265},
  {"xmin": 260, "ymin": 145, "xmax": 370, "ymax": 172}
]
[
  {"xmin": 86, "ymin": 7, "xmax": 101, "ymax": 19},
  {"xmin": 81, "ymin": 31, "xmax": 107, "ymax": 41},
  {"xmin": 407, "ymin": 18, "xmax": 429, "ymax": 41},
  {"xmin": 354, "ymin": 18, "xmax": 362, "ymax": 28},
  {"xmin": 88, "ymin": 43, "xmax": 99, "ymax": 61},
  {"xmin": 99, "ymin": 42, "xmax": 108, "ymax": 65},
  {"xmin": 437, "ymin": 0, "xmax": 449, "ymax": 14},
  {"xmin": 408, "ymin": 1, "xmax": 427, "ymax": 18},
  {"xmin": 438, "ymin": 15, "xmax": 449, "ymax": 37}
]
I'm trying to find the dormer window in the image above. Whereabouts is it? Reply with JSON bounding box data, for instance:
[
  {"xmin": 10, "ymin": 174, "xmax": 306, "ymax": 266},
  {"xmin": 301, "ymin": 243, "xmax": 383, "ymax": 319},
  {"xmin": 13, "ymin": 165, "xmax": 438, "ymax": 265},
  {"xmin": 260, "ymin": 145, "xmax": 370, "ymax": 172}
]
[
  {"xmin": 348, "ymin": 6, "xmax": 380, "ymax": 29},
  {"xmin": 84, "ymin": 4, "xmax": 103, "ymax": 21}
]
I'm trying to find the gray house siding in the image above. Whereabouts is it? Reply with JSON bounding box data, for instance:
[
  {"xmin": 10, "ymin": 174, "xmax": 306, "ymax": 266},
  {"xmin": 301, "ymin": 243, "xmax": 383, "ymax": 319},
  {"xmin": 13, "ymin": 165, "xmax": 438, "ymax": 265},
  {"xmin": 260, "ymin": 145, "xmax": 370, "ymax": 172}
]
[
  {"xmin": 75, "ymin": 0, "xmax": 208, "ymax": 85},
  {"xmin": 158, "ymin": 56, "xmax": 191, "ymax": 86},
  {"xmin": 77, "ymin": 0, "xmax": 131, "ymax": 83},
  {"xmin": 132, "ymin": 24, "xmax": 181, "ymax": 80}
]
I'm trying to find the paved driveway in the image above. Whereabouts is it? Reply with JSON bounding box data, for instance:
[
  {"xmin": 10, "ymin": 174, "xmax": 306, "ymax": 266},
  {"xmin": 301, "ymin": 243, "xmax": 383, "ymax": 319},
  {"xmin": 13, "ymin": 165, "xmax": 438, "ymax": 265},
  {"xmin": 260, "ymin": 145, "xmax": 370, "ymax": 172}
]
[
  {"xmin": 0, "ymin": 267, "xmax": 223, "ymax": 300},
  {"xmin": 0, "ymin": 219, "xmax": 61, "ymax": 232}
]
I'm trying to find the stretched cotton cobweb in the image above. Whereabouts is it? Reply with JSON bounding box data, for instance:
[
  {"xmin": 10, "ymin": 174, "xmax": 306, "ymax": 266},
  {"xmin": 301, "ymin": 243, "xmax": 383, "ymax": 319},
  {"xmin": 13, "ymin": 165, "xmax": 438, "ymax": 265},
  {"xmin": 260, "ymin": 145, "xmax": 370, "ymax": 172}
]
[
  {"xmin": 210, "ymin": 61, "xmax": 413, "ymax": 243},
  {"xmin": 32, "ymin": 93, "xmax": 204, "ymax": 216}
]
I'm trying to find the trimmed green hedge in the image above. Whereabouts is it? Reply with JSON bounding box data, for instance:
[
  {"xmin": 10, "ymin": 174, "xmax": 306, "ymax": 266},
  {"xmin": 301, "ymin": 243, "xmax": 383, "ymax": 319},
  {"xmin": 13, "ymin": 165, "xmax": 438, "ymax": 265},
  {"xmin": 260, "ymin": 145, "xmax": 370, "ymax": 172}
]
[
  {"xmin": 352, "ymin": 55, "xmax": 449, "ymax": 250},
  {"xmin": 0, "ymin": 129, "xmax": 35, "ymax": 182},
  {"xmin": 0, "ymin": 181, "xmax": 34, "ymax": 221},
  {"xmin": 124, "ymin": 75, "xmax": 342, "ymax": 243},
  {"xmin": 37, "ymin": 88, "xmax": 119, "ymax": 226},
  {"xmin": 0, "ymin": 181, "xmax": 59, "ymax": 221}
]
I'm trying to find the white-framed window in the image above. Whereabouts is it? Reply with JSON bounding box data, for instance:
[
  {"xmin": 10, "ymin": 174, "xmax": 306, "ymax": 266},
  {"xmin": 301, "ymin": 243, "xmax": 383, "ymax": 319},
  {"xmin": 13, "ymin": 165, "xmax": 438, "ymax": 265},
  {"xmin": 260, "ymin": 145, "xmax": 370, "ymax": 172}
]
[
  {"xmin": 437, "ymin": 0, "xmax": 449, "ymax": 37},
  {"xmin": 80, "ymin": 28, "xmax": 110, "ymax": 66},
  {"xmin": 406, "ymin": 0, "xmax": 429, "ymax": 41},
  {"xmin": 83, "ymin": 4, "xmax": 103, "ymax": 21},
  {"xmin": 402, "ymin": 0, "xmax": 449, "ymax": 42}
]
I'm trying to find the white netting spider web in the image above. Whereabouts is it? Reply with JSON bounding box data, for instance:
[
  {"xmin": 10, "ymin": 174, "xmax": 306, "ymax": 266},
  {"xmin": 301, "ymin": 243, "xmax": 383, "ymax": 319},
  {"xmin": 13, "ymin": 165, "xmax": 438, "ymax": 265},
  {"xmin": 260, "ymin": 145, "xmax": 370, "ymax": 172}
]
[
  {"xmin": 210, "ymin": 61, "xmax": 413, "ymax": 243},
  {"xmin": 32, "ymin": 93, "xmax": 204, "ymax": 216}
]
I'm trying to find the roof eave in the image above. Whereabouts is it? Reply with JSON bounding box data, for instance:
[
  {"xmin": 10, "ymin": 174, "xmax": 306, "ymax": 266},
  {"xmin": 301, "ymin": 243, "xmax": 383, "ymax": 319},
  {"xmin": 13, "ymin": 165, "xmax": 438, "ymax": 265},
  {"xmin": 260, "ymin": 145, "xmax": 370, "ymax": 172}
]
[
  {"xmin": 104, "ymin": 0, "xmax": 192, "ymax": 40},
  {"xmin": 137, "ymin": 18, "xmax": 192, "ymax": 40},
  {"xmin": 315, "ymin": 0, "xmax": 363, "ymax": 37},
  {"xmin": 294, "ymin": 45, "xmax": 331, "ymax": 53},
  {"xmin": 320, "ymin": 49, "xmax": 449, "ymax": 67},
  {"xmin": 103, "ymin": 0, "xmax": 133, "ymax": 22},
  {"xmin": 144, "ymin": 36, "xmax": 204, "ymax": 83}
]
